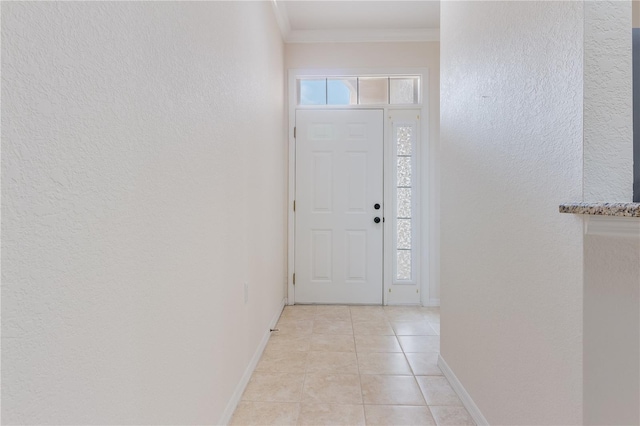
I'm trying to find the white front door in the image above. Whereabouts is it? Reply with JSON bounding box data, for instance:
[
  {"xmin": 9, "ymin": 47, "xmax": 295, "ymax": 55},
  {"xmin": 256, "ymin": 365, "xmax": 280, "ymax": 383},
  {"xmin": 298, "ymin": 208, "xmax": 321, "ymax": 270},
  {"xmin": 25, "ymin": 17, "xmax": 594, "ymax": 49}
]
[{"xmin": 295, "ymin": 109, "xmax": 384, "ymax": 304}]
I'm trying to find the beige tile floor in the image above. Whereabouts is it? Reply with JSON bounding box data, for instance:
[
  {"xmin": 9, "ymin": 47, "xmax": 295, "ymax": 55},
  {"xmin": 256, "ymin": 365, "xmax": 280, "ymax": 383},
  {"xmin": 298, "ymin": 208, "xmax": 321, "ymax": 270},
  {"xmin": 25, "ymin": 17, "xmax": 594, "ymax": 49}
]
[{"xmin": 231, "ymin": 306, "xmax": 475, "ymax": 426}]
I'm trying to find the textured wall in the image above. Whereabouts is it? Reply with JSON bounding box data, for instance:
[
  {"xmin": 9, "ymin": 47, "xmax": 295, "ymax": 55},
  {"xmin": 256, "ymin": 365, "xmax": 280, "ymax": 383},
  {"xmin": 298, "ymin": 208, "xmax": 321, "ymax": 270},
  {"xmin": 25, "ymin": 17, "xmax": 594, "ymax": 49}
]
[
  {"xmin": 440, "ymin": 2, "xmax": 584, "ymax": 424},
  {"xmin": 584, "ymin": 231, "xmax": 640, "ymax": 425},
  {"xmin": 286, "ymin": 42, "xmax": 441, "ymax": 303},
  {"xmin": 2, "ymin": 2, "xmax": 285, "ymax": 424},
  {"xmin": 584, "ymin": 1, "xmax": 633, "ymax": 202},
  {"xmin": 583, "ymin": 3, "xmax": 638, "ymax": 423}
]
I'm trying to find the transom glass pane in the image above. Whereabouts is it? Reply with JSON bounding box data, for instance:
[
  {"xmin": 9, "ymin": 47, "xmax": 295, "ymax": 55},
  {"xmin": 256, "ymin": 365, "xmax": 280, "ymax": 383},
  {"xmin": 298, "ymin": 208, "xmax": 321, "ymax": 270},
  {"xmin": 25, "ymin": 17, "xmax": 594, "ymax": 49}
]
[
  {"xmin": 327, "ymin": 78, "xmax": 357, "ymax": 105},
  {"xmin": 390, "ymin": 77, "xmax": 419, "ymax": 104},
  {"xmin": 358, "ymin": 77, "xmax": 388, "ymax": 104},
  {"xmin": 298, "ymin": 79, "xmax": 326, "ymax": 105},
  {"xmin": 296, "ymin": 75, "xmax": 420, "ymax": 105}
]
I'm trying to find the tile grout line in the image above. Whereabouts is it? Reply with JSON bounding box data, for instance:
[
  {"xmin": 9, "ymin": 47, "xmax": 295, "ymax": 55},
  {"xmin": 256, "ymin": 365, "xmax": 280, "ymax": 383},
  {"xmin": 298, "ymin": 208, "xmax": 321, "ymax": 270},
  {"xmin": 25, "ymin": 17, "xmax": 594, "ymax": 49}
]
[
  {"xmin": 395, "ymin": 310, "xmax": 431, "ymax": 409},
  {"xmin": 350, "ymin": 306, "xmax": 366, "ymax": 412},
  {"xmin": 296, "ymin": 308, "xmax": 313, "ymax": 424}
]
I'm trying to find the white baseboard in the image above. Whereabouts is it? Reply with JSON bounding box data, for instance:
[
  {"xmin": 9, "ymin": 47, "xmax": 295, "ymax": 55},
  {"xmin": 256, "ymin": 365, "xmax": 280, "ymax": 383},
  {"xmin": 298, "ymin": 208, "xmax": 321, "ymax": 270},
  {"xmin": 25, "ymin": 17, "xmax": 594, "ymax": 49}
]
[
  {"xmin": 438, "ymin": 354, "xmax": 489, "ymax": 426},
  {"xmin": 424, "ymin": 298, "xmax": 440, "ymax": 307},
  {"xmin": 218, "ymin": 298, "xmax": 286, "ymax": 425}
]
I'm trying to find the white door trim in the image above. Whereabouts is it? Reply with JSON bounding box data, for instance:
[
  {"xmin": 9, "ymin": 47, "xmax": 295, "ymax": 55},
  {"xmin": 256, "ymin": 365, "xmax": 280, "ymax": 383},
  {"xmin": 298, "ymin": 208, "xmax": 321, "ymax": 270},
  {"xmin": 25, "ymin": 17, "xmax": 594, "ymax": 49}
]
[{"xmin": 287, "ymin": 67, "xmax": 432, "ymax": 306}]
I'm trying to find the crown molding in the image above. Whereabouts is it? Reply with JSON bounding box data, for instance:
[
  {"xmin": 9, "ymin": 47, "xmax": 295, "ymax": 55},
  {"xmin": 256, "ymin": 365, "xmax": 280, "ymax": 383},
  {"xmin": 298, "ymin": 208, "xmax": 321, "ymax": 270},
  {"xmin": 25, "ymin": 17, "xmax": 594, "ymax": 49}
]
[
  {"xmin": 271, "ymin": 1, "xmax": 439, "ymax": 44},
  {"xmin": 271, "ymin": 0, "xmax": 291, "ymax": 40},
  {"xmin": 286, "ymin": 28, "xmax": 440, "ymax": 43}
]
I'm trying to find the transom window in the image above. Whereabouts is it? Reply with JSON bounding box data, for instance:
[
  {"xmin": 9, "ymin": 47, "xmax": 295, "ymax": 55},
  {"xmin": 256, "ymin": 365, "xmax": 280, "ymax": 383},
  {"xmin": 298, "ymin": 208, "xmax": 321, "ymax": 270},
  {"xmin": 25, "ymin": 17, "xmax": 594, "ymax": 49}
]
[{"xmin": 297, "ymin": 76, "xmax": 420, "ymax": 106}]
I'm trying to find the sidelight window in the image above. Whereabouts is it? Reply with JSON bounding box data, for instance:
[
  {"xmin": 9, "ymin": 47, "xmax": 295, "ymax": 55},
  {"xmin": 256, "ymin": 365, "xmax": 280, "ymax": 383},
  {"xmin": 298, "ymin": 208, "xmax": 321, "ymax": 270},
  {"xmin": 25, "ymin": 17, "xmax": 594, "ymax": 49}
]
[{"xmin": 393, "ymin": 123, "xmax": 417, "ymax": 282}]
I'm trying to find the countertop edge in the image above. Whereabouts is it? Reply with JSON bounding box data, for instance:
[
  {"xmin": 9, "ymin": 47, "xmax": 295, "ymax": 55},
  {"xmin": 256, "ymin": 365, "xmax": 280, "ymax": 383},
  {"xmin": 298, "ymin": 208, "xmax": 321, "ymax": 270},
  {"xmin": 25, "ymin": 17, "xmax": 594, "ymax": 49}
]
[{"xmin": 559, "ymin": 203, "xmax": 640, "ymax": 217}]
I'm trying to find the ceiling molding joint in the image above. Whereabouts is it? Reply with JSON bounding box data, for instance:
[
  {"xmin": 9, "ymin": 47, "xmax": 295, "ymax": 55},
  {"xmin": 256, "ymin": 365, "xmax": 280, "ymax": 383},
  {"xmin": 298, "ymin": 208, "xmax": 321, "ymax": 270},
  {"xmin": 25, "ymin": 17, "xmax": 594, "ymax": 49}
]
[
  {"xmin": 271, "ymin": 0, "xmax": 292, "ymax": 40},
  {"xmin": 285, "ymin": 28, "xmax": 440, "ymax": 44},
  {"xmin": 271, "ymin": 2, "xmax": 440, "ymax": 44}
]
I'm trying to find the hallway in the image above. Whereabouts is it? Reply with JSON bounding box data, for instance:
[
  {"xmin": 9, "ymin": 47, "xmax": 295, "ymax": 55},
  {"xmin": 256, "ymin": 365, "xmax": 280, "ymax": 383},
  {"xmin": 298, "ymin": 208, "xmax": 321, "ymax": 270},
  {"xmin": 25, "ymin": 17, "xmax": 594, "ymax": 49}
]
[{"xmin": 230, "ymin": 306, "xmax": 474, "ymax": 425}]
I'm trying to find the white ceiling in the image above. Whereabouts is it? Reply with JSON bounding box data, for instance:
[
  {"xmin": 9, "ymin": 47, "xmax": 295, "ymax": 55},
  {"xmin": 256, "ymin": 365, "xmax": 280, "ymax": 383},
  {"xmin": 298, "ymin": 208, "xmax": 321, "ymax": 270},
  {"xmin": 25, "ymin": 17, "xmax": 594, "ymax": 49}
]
[{"xmin": 273, "ymin": 1, "xmax": 440, "ymax": 43}]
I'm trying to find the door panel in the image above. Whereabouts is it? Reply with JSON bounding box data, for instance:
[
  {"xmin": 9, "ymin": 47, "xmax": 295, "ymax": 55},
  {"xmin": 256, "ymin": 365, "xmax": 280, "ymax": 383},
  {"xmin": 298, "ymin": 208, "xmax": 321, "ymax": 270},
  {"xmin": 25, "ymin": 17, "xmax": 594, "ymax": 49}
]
[
  {"xmin": 312, "ymin": 153, "xmax": 333, "ymax": 211},
  {"xmin": 346, "ymin": 153, "xmax": 367, "ymax": 211},
  {"xmin": 311, "ymin": 230, "xmax": 332, "ymax": 281},
  {"xmin": 346, "ymin": 231, "xmax": 367, "ymax": 282},
  {"xmin": 295, "ymin": 109, "xmax": 383, "ymax": 304}
]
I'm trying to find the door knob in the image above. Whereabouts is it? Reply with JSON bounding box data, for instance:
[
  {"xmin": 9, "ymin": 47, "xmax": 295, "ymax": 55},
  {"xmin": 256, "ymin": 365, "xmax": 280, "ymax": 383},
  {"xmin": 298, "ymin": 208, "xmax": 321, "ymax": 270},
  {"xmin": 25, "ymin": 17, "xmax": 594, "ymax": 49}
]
[
  {"xmin": 374, "ymin": 203, "xmax": 381, "ymax": 210},
  {"xmin": 374, "ymin": 217, "xmax": 381, "ymax": 224}
]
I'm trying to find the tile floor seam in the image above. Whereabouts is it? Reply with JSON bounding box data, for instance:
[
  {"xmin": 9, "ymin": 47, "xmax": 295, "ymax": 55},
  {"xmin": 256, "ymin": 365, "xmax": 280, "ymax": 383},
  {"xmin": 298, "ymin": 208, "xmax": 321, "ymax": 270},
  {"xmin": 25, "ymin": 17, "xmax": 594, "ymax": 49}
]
[
  {"xmin": 351, "ymin": 306, "xmax": 366, "ymax": 406},
  {"xmin": 397, "ymin": 326, "xmax": 416, "ymax": 377},
  {"xmin": 413, "ymin": 372, "xmax": 429, "ymax": 407},
  {"xmin": 395, "ymin": 310, "xmax": 428, "ymax": 409},
  {"xmin": 300, "ymin": 364, "xmax": 309, "ymax": 416}
]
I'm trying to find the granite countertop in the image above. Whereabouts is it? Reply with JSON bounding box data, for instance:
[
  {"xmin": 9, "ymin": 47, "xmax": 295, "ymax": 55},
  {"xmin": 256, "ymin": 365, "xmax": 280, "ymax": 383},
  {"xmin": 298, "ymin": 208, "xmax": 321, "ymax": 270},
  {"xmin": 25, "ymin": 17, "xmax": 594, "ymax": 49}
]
[{"xmin": 559, "ymin": 202, "xmax": 640, "ymax": 217}]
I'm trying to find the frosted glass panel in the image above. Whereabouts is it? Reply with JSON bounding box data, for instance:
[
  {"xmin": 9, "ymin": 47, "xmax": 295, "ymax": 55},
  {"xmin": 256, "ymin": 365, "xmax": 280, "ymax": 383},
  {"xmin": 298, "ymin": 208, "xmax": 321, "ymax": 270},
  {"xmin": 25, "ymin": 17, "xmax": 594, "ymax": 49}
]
[
  {"xmin": 397, "ymin": 188, "xmax": 411, "ymax": 218},
  {"xmin": 358, "ymin": 77, "xmax": 388, "ymax": 104},
  {"xmin": 327, "ymin": 78, "xmax": 357, "ymax": 105},
  {"xmin": 397, "ymin": 126, "xmax": 413, "ymax": 155},
  {"xmin": 395, "ymin": 120, "xmax": 414, "ymax": 282},
  {"xmin": 397, "ymin": 250, "xmax": 411, "ymax": 280},
  {"xmin": 390, "ymin": 77, "xmax": 419, "ymax": 104},
  {"xmin": 397, "ymin": 157, "xmax": 412, "ymax": 187},
  {"xmin": 397, "ymin": 219, "xmax": 412, "ymax": 249},
  {"xmin": 299, "ymin": 79, "xmax": 326, "ymax": 105}
]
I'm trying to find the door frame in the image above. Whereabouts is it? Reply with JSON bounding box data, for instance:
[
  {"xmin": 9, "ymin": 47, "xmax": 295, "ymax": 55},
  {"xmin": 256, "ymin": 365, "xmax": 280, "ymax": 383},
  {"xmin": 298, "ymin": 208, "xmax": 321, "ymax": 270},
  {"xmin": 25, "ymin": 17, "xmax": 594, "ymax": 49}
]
[{"xmin": 287, "ymin": 67, "xmax": 434, "ymax": 306}]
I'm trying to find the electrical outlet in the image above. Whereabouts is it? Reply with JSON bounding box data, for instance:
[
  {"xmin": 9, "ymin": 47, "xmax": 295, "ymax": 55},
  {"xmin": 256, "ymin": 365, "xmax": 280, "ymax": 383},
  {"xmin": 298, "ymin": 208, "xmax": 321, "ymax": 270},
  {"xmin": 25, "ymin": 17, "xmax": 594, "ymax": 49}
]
[{"xmin": 244, "ymin": 282, "xmax": 249, "ymax": 304}]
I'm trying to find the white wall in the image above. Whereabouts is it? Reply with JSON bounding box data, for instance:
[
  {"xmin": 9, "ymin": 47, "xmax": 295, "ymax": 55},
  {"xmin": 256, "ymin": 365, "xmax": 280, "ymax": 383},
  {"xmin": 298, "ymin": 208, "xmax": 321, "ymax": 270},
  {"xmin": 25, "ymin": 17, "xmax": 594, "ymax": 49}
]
[
  {"xmin": 286, "ymin": 42, "xmax": 441, "ymax": 303},
  {"xmin": 583, "ymin": 2, "xmax": 639, "ymax": 424},
  {"xmin": 440, "ymin": 2, "xmax": 584, "ymax": 424},
  {"xmin": 1, "ymin": 2, "xmax": 285, "ymax": 424},
  {"xmin": 583, "ymin": 229, "xmax": 640, "ymax": 425},
  {"xmin": 584, "ymin": 1, "xmax": 633, "ymax": 202}
]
